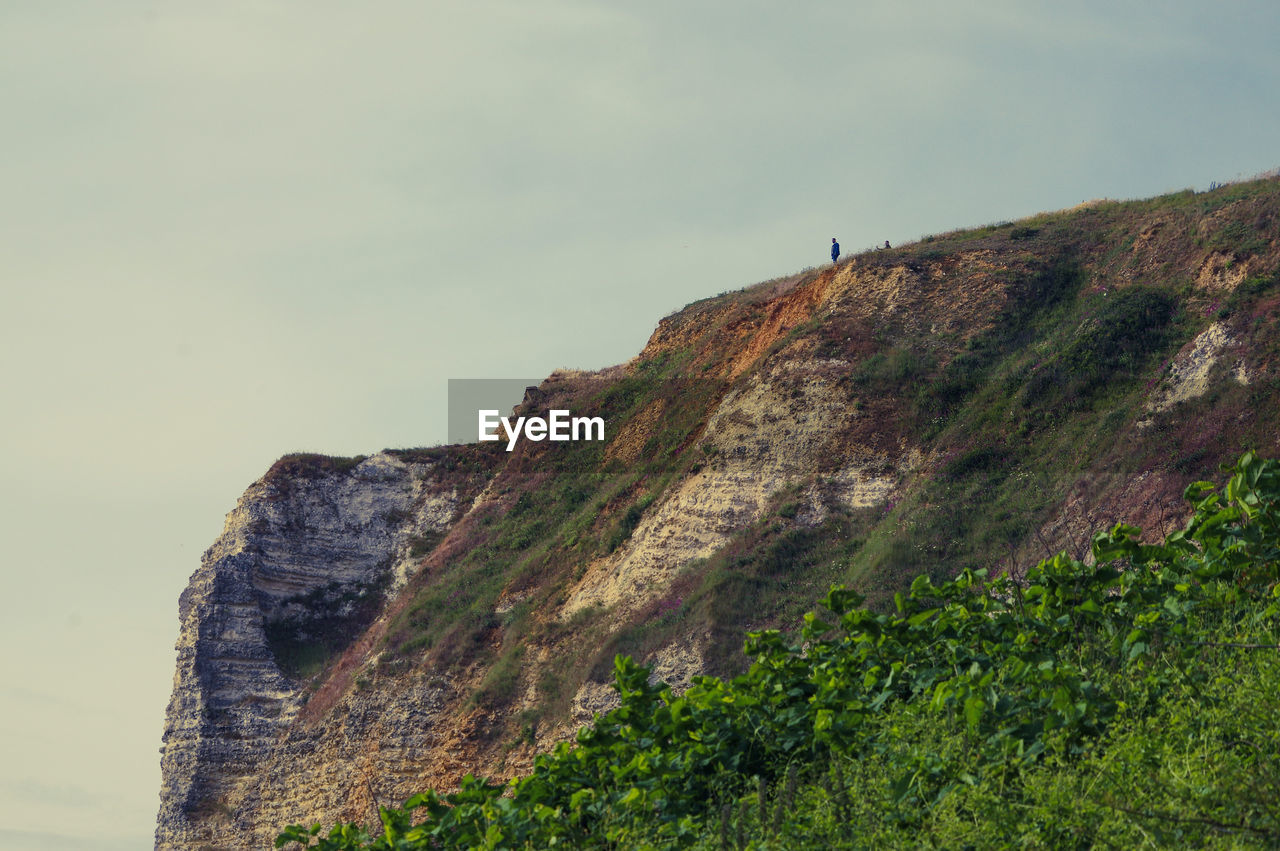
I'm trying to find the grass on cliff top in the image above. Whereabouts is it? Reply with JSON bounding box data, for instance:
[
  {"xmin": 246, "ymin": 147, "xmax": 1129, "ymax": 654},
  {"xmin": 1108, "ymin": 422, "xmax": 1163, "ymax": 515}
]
[{"xmin": 264, "ymin": 452, "xmax": 367, "ymax": 485}]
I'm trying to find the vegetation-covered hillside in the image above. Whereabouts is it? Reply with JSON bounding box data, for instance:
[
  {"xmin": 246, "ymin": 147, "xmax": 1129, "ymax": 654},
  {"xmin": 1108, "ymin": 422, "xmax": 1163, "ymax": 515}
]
[
  {"xmin": 160, "ymin": 175, "xmax": 1280, "ymax": 848},
  {"xmin": 280, "ymin": 452, "xmax": 1280, "ymax": 848}
]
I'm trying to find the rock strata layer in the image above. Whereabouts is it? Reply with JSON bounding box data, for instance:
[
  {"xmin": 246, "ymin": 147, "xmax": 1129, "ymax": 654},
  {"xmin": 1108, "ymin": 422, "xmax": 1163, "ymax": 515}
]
[{"xmin": 156, "ymin": 453, "xmax": 456, "ymax": 849}]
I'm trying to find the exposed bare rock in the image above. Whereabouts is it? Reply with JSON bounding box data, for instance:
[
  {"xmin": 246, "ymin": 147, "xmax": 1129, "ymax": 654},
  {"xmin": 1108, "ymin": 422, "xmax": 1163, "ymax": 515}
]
[
  {"xmin": 561, "ymin": 364, "xmax": 913, "ymax": 618},
  {"xmin": 1139, "ymin": 322, "xmax": 1248, "ymax": 424},
  {"xmin": 155, "ymin": 452, "xmax": 457, "ymax": 850},
  {"xmin": 1196, "ymin": 252, "xmax": 1250, "ymax": 292}
]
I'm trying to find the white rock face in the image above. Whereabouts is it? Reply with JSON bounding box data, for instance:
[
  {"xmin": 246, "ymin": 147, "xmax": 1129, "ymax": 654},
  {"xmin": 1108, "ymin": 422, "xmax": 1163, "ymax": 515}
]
[
  {"xmin": 1142, "ymin": 322, "xmax": 1248, "ymax": 421},
  {"xmin": 156, "ymin": 452, "xmax": 455, "ymax": 850},
  {"xmin": 562, "ymin": 365, "xmax": 915, "ymax": 618}
]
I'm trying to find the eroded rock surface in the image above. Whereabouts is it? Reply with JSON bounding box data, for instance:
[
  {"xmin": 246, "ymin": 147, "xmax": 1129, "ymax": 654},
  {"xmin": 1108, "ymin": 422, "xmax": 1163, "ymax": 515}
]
[{"xmin": 156, "ymin": 453, "xmax": 455, "ymax": 850}]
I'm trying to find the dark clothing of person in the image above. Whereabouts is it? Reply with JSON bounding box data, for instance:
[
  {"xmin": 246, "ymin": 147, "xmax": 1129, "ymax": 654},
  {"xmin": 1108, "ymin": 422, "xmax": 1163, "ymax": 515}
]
[{"xmin": 831, "ymin": 241, "xmax": 840, "ymax": 262}]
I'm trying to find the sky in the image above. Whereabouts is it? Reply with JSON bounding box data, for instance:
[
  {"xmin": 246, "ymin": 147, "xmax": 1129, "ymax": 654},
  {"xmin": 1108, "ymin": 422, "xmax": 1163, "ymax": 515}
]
[{"xmin": 1, "ymin": 1, "xmax": 1277, "ymax": 846}]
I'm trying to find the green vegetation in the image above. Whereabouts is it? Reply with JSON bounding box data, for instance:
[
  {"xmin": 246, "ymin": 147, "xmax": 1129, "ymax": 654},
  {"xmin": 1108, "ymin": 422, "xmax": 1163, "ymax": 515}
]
[
  {"xmin": 265, "ymin": 453, "xmax": 368, "ymax": 485},
  {"xmin": 913, "ymin": 259, "xmax": 1089, "ymax": 430},
  {"xmin": 843, "ymin": 259, "xmax": 1185, "ymax": 599},
  {"xmin": 278, "ymin": 453, "xmax": 1280, "ymax": 849},
  {"xmin": 1020, "ymin": 286, "xmax": 1176, "ymax": 411},
  {"xmin": 266, "ymin": 577, "xmax": 388, "ymax": 681}
]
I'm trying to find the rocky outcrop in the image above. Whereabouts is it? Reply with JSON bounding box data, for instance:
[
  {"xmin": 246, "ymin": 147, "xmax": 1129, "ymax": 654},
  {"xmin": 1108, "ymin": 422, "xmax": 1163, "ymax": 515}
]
[
  {"xmin": 156, "ymin": 453, "xmax": 462, "ymax": 850},
  {"xmin": 1140, "ymin": 321, "xmax": 1249, "ymax": 420}
]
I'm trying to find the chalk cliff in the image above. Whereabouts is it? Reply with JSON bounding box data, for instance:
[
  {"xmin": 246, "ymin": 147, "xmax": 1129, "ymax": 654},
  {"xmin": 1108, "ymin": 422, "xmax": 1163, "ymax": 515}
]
[
  {"xmin": 158, "ymin": 177, "xmax": 1280, "ymax": 848},
  {"xmin": 156, "ymin": 452, "xmax": 479, "ymax": 848}
]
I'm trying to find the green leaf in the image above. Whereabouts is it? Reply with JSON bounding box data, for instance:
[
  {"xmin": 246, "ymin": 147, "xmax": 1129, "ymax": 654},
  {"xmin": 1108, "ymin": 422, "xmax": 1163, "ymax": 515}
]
[{"xmin": 964, "ymin": 695, "xmax": 986, "ymax": 730}]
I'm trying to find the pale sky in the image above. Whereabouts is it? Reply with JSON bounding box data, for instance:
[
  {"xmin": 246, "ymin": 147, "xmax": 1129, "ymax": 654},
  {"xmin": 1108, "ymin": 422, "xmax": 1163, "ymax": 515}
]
[{"xmin": 1, "ymin": 2, "xmax": 1277, "ymax": 846}]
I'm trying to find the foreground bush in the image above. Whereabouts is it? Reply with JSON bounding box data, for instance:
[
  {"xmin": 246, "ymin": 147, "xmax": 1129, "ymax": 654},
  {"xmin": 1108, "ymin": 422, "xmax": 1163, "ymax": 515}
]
[{"xmin": 279, "ymin": 452, "xmax": 1280, "ymax": 849}]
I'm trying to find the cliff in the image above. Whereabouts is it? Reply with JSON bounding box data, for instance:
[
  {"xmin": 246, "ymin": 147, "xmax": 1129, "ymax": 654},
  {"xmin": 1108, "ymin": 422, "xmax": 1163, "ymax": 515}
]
[
  {"xmin": 156, "ymin": 451, "xmax": 491, "ymax": 848},
  {"xmin": 158, "ymin": 177, "xmax": 1280, "ymax": 848}
]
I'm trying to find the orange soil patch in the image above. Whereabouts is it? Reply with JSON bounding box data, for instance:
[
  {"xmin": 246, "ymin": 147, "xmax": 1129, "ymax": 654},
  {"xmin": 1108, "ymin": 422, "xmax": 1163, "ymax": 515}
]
[{"xmin": 725, "ymin": 270, "xmax": 832, "ymax": 378}]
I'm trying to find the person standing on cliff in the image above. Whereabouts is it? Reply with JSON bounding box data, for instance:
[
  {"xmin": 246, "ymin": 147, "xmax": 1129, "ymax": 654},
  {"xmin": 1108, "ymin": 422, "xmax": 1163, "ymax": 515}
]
[{"xmin": 831, "ymin": 237, "xmax": 840, "ymax": 264}]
